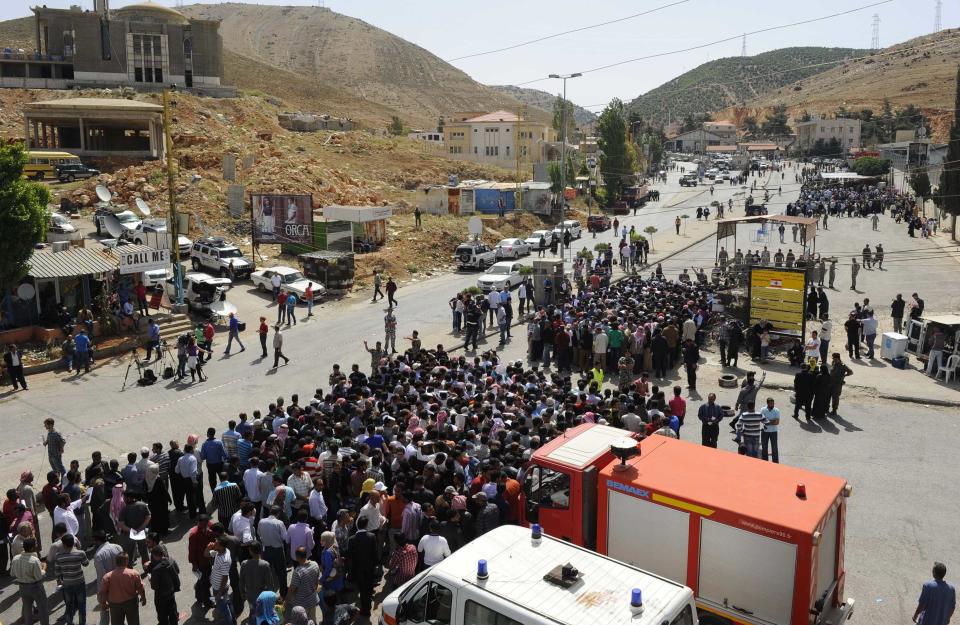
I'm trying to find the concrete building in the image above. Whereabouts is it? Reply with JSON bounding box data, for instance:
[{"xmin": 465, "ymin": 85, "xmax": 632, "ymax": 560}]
[
  {"xmin": 667, "ymin": 129, "xmax": 725, "ymax": 153},
  {"xmin": 795, "ymin": 117, "xmax": 862, "ymax": 153},
  {"xmin": 703, "ymin": 120, "xmax": 737, "ymax": 143},
  {"xmin": 408, "ymin": 130, "xmax": 443, "ymax": 145},
  {"xmin": 1, "ymin": 0, "xmax": 228, "ymax": 94},
  {"xmin": 24, "ymin": 97, "xmax": 165, "ymax": 159},
  {"xmin": 442, "ymin": 110, "xmax": 557, "ymax": 166}
]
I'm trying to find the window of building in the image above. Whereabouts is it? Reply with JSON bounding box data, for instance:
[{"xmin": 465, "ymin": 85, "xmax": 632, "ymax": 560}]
[
  {"xmin": 474, "ymin": 146, "xmax": 478, "ymax": 154},
  {"xmin": 132, "ymin": 33, "xmax": 164, "ymax": 83},
  {"xmin": 505, "ymin": 146, "xmax": 510, "ymax": 156}
]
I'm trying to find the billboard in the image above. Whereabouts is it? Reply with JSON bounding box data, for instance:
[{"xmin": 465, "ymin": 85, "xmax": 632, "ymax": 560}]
[
  {"xmin": 251, "ymin": 193, "xmax": 313, "ymax": 244},
  {"xmin": 119, "ymin": 247, "xmax": 169, "ymax": 275},
  {"xmin": 748, "ymin": 267, "xmax": 807, "ymax": 337}
]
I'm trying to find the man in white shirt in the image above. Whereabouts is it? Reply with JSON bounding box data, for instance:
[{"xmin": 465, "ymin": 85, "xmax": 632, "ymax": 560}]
[
  {"xmin": 760, "ymin": 397, "xmax": 781, "ymax": 464},
  {"xmin": 229, "ymin": 503, "xmax": 256, "ymax": 545},
  {"xmin": 242, "ymin": 461, "xmax": 263, "ymax": 512},
  {"xmin": 487, "ymin": 289, "xmax": 501, "ymax": 327},
  {"xmin": 417, "ymin": 520, "xmax": 451, "ymax": 567},
  {"xmin": 308, "ymin": 479, "xmax": 327, "ymax": 530},
  {"xmin": 357, "ymin": 491, "xmax": 386, "ymax": 535},
  {"xmin": 53, "ymin": 493, "xmax": 84, "ymax": 538},
  {"xmin": 804, "ymin": 330, "xmax": 821, "ymax": 363}
]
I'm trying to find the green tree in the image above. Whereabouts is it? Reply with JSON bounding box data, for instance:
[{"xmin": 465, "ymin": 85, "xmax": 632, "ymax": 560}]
[
  {"xmin": 852, "ymin": 156, "xmax": 891, "ymax": 176},
  {"xmin": 552, "ymin": 96, "xmax": 576, "ymax": 142},
  {"xmin": 548, "ymin": 162, "xmax": 563, "ymax": 194},
  {"xmin": 795, "ymin": 109, "xmax": 812, "ymax": 123},
  {"xmin": 910, "ymin": 170, "xmax": 932, "ymax": 200},
  {"xmin": 940, "ymin": 66, "xmax": 960, "ymax": 238},
  {"xmin": 388, "ymin": 115, "xmax": 404, "ymax": 136},
  {"xmin": 565, "ymin": 155, "xmax": 577, "ymax": 188},
  {"xmin": 597, "ymin": 99, "xmax": 632, "ymax": 205},
  {"xmin": 741, "ymin": 116, "xmax": 759, "ymax": 137},
  {"xmin": 761, "ymin": 102, "xmax": 790, "ymax": 136},
  {"xmin": 0, "ymin": 143, "xmax": 49, "ymax": 291}
]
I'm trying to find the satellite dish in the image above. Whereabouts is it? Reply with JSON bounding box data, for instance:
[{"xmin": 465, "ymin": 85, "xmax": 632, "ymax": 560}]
[
  {"xmin": 102, "ymin": 213, "xmax": 125, "ymax": 239},
  {"xmin": 135, "ymin": 197, "xmax": 152, "ymax": 216},
  {"xmin": 209, "ymin": 300, "xmax": 238, "ymax": 318},
  {"xmin": 16, "ymin": 283, "xmax": 36, "ymax": 300},
  {"xmin": 468, "ymin": 216, "xmax": 483, "ymax": 237},
  {"xmin": 95, "ymin": 185, "xmax": 112, "ymax": 203}
]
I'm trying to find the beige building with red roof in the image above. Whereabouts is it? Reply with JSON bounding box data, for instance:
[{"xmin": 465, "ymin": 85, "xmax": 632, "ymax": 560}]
[{"xmin": 442, "ymin": 109, "xmax": 557, "ymax": 167}]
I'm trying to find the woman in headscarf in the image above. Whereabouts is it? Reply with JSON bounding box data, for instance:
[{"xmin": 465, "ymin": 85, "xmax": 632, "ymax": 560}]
[
  {"xmin": 318, "ymin": 531, "xmax": 344, "ymax": 597},
  {"xmin": 811, "ymin": 365, "xmax": 833, "ymax": 419},
  {"xmin": 253, "ymin": 590, "xmax": 281, "ymax": 625}
]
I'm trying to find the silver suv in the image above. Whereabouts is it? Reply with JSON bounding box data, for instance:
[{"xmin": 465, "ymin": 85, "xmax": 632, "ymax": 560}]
[
  {"xmin": 190, "ymin": 237, "xmax": 255, "ymax": 279},
  {"xmin": 454, "ymin": 241, "xmax": 498, "ymax": 270}
]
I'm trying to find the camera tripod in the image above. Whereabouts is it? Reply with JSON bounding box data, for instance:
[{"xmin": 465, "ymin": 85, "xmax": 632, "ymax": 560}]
[{"xmin": 121, "ymin": 348, "xmax": 147, "ymax": 391}]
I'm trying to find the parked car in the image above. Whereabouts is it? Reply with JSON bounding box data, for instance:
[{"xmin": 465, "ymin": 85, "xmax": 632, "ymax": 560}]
[
  {"xmin": 586, "ymin": 214, "xmax": 611, "ymax": 232},
  {"xmin": 524, "ymin": 230, "xmax": 555, "ymax": 250},
  {"xmin": 48, "ymin": 212, "xmax": 78, "ymax": 234},
  {"xmin": 553, "ymin": 219, "xmax": 582, "ymax": 240},
  {"xmin": 454, "ymin": 240, "xmax": 498, "ymax": 270},
  {"xmin": 494, "ymin": 238, "xmax": 531, "ymax": 259},
  {"xmin": 55, "ymin": 162, "xmax": 100, "ymax": 182},
  {"xmin": 164, "ymin": 272, "xmax": 233, "ymax": 314},
  {"xmin": 132, "ymin": 219, "xmax": 193, "ymax": 256},
  {"xmin": 250, "ymin": 265, "xmax": 324, "ymax": 302},
  {"xmin": 190, "ymin": 236, "xmax": 255, "ymax": 279},
  {"xmin": 476, "ymin": 261, "xmax": 523, "ymax": 292}
]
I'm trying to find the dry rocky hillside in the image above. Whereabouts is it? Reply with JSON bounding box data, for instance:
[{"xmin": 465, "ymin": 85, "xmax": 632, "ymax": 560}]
[
  {"xmin": 180, "ymin": 3, "xmax": 540, "ymax": 129},
  {"xmin": 0, "ymin": 87, "xmax": 532, "ymax": 284},
  {"xmin": 721, "ymin": 30, "xmax": 960, "ymax": 141}
]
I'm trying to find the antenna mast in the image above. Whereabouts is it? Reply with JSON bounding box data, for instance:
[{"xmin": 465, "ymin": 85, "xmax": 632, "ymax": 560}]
[
  {"xmin": 934, "ymin": 0, "xmax": 942, "ymax": 32},
  {"xmin": 870, "ymin": 14, "xmax": 880, "ymax": 50},
  {"xmin": 740, "ymin": 34, "xmax": 747, "ymax": 57}
]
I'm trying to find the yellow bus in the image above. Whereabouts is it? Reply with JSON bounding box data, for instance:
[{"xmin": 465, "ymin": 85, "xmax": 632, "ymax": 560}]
[{"xmin": 23, "ymin": 150, "xmax": 81, "ymax": 181}]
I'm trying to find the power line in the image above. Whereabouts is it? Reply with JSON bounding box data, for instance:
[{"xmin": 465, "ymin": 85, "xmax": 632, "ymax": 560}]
[
  {"xmin": 515, "ymin": 0, "xmax": 895, "ymax": 86},
  {"xmin": 446, "ymin": 0, "xmax": 690, "ymax": 63}
]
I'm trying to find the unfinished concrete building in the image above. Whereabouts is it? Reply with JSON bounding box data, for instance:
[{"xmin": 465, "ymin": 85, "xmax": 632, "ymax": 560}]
[
  {"xmin": 1, "ymin": 0, "xmax": 228, "ymax": 94},
  {"xmin": 24, "ymin": 97, "xmax": 165, "ymax": 159}
]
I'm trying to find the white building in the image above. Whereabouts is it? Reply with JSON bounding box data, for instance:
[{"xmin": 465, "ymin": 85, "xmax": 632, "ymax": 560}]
[{"xmin": 408, "ymin": 130, "xmax": 443, "ymax": 145}]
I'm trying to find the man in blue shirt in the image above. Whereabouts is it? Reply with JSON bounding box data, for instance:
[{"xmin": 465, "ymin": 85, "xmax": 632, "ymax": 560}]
[
  {"xmin": 914, "ymin": 562, "xmax": 955, "ymax": 625},
  {"xmin": 145, "ymin": 318, "xmax": 161, "ymax": 361},
  {"xmin": 285, "ymin": 293, "xmax": 298, "ymax": 327},
  {"xmin": 74, "ymin": 329, "xmax": 92, "ymax": 373},
  {"xmin": 200, "ymin": 428, "xmax": 228, "ymax": 494},
  {"xmin": 224, "ymin": 312, "xmax": 245, "ymax": 355}
]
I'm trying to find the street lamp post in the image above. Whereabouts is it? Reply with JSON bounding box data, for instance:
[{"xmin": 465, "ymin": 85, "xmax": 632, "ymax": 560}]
[{"xmin": 549, "ymin": 72, "xmax": 581, "ymax": 264}]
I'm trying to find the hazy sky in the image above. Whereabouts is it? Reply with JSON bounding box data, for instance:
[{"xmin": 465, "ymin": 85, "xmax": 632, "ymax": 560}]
[{"xmin": 5, "ymin": 0, "xmax": 955, "ymax": 109}]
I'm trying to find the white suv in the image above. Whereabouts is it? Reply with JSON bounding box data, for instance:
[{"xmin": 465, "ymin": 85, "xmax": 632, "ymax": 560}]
[
  {"xmin": 454, "ymin": 241, "xmax": 498, "ymax": 270},
  {"xmin": 190, "ymin": 237, "xmax": 255, "ymax": 279}
]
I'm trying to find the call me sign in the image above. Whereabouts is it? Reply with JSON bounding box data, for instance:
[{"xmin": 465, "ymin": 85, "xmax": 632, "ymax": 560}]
[{"xmin": 119, "ymin": 248, "xmax": 170, "ymax": 275}]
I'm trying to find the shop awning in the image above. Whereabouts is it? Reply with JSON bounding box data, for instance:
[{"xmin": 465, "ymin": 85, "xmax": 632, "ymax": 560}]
[{"xmin": 27, "ymin": 247, "xmax": 117, "ymax": 279}]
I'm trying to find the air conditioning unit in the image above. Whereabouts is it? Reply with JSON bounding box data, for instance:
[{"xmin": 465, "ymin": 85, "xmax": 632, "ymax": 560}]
[{"xmin": 51, "ymin": 241, "xmax": 70, "ymax": 253}]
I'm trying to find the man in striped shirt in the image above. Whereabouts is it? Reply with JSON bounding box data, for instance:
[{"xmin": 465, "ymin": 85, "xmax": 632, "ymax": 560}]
[
  {"xmin": 12, "ymin": 538, "xmax": 49, "ymax": 625},
  {"xmin": 735, "ymin": 401, "xmax": 764, "ymax": 458},
  {"xmin": 55, "ymin": 533, "xmax": 89, "ymax": 625}
]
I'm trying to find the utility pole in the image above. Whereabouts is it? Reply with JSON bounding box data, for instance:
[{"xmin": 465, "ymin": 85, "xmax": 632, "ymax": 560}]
[
  {"xmin": 515, "ymin": 105, "xmax": 526, "ymax": 215},
  {"xmin": 934, "ymin": 0, "xmax": 942, "ymax": 32},
  {"xmin": 740, "ymin": 34, "xmax": 747, "ymax": 57},
  {"xmin": 549, "ymin": 72, "xmax": 581, "ymax": 264},
  {"xmin": 870, "ymin": 14, "xmax": 880, "ymax": 50},
  {"xmin": 162, "ymin": 90, "xmax": 184, "ymax": 310}
]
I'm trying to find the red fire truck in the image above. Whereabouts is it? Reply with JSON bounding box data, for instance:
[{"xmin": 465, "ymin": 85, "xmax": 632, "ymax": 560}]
[{"xmin": 520, "ymin": 423, "xmax": 854, "ymax": 625}]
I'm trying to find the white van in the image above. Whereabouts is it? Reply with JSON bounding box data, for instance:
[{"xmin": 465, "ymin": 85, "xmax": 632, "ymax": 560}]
[{"xmin": 381, "ymin": 525, "xmax": 697, "ymax": 625}]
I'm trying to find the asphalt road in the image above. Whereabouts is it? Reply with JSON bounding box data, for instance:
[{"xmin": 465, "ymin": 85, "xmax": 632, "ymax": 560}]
[{"xmin": 4, "ymin": 163, "xmax": 956, "ymax": 625}]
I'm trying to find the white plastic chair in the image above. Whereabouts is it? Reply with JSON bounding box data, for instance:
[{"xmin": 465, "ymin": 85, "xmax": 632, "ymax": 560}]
[{"xmin": 935, "ymin": 354, "xmax": 960, "ymax": 384}]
